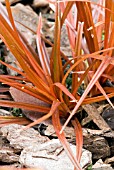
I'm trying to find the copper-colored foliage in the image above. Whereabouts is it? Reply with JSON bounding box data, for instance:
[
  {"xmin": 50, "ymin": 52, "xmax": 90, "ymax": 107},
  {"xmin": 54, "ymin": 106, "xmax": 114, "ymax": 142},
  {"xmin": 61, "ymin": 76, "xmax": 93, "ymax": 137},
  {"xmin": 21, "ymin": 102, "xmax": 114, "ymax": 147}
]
[{"xmin": 1, "ymin": 0, "xmax": 114, "ymax": 169}]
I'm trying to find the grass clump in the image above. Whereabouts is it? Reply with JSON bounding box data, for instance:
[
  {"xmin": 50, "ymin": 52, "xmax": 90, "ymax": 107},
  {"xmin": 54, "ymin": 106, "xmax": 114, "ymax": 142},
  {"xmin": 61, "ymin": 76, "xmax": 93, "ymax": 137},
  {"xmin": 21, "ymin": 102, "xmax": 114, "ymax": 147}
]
[{"xmin": 1, "ymin": 0, "xmax": 114, "ymax": 169}]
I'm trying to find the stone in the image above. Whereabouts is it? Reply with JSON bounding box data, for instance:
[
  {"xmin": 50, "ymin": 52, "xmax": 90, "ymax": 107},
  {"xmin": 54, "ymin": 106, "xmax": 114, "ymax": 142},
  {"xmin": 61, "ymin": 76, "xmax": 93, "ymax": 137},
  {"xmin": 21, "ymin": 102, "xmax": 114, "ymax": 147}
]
[
  {"xmin": 19, "ymin": 139, "xmax": 92, "ymax": 170},
  {"xmin": 0, "ymin": 109, "xmax": 12, "ymax": 116},
  {"xmin": 0, "ymin": 147, "xmax": 19, "ymax": 163},
  {"xmin": 11, "ymin": 3, "xmax": 38, "ymax": 53},
  {"xmin": 0, "ymin": 136, "xmax": 19, "ymax": 163},
  {"xmin": 0, "ymin": 124, "xmax": 92, "ymax": 169},
  {"xmin": 0, "ymin": 124, "xmax": 49, "ymax": 150},
  {"xmin": 105, "ymin": 156, "xmax": 114, "ymax": 165},
  {"xmin": 32, "ymin": 0, "xmax": 49, "ymax": 8},
  {"xmin": 11, "ymin": 3, "xmax": 38, "ymax": 32}
]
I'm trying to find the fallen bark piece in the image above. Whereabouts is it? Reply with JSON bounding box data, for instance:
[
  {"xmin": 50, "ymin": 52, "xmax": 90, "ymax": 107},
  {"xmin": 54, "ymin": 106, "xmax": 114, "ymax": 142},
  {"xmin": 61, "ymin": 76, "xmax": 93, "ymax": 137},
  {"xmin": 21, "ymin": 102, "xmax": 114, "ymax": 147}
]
[
  {"xmin": 19, "ymin": 139, "xmax": 92, "ymax": 170},
  {"xmin": 0, "ymin": 124, "xmax": 49, "ymax": 150},
  {"xmin": 82, "ymin": 104, "xmax": 111, "ymax": 131},
  {"xmin": 83, "ymin": 136, "xmax": 110, "ymax": 159},
  {"xmin": 81, "ymin": 104, "xmax": 109, "ymax": 126}
]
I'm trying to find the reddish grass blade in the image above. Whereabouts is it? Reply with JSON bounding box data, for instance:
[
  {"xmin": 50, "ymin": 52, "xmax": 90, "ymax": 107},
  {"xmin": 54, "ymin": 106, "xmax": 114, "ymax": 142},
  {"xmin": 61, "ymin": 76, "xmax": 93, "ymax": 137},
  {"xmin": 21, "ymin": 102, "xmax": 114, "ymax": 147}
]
[
  {"xmin": 5, "ymin": 0, "xmax": 20, "ymax": 38},
  {"xmin": 0, "ymin": 100, "xmax": 50, "ymax": 113},
  {"xmin": 0, "ymin": 87, "xmax": 9, "ymax": 92},
  {"xmin": 50, "ymin": 1, "xmax": 63, "ymax": 82},
  {"xmin": 83, "ymin": 92, "xmax": 114, "ymax": 104},
  {"xmin": 0, "ymin": 6, "xmax": 48, "ymax": 84},
  {"xmin": 104, "ymin": 0, "xmax": 112, "ymax": 49},
  {"xmin": 53, "ymin": 82, "xmax": 77, "ymax": 102},
  {"xmin": 0, "ymin": 116, "xmax": 31, "ymax": 127},
  {"xmin": 0, "ymin": 75, "xmax": 55, "ymax": 103},
  {"xmin": 61, "ymin": 1, "xmax": 74, "ymax": 26},
  {"xmin": 61, "ymin": 56, "xmax": 112, "ymax": 132},
  {"xmin": 76, "ymin": 1, "xmax": 99, "ymax": 53},
  {"xmin": 0, "ymin": 94, "xmax": 11, "ymax": 99},
  {"xmin": 95, "ymin": 81, "xmax": 114, "ymax": 109},
  {"xmin": 72, "ymin": 22, "xmax": 84, "ymax": 93},
  {"xmin": 52, "ymin": 110, "xmax": 82, "ymax": 170},
  {"xmin": 72, "ymin": 118, "xmax": 83, "ymax": 163},
  {"xmin": 0, "ymin": 59, "xmax": 27, "ymax": 77},
  {"xmin": 36, "ymin": 14, "xmax": 51, "ymax": 77}
]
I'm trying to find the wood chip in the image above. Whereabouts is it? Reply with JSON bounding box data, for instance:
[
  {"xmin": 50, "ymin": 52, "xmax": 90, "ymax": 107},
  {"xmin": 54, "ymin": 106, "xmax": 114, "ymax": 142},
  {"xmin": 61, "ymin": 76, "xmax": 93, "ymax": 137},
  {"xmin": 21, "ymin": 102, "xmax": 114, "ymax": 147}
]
[{"xmin": 82, "ymin": 104, "xmax": 111, "ymax": 131}]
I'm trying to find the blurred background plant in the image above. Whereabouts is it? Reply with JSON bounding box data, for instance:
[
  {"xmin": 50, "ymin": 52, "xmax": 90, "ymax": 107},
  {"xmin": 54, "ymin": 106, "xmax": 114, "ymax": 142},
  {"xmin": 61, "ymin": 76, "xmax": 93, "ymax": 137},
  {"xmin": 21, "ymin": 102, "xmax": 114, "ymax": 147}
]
[{"xmin": 0, "ymin": 0, "xmax": 114, "ymax": 169}]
